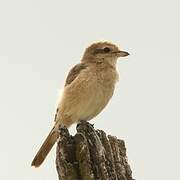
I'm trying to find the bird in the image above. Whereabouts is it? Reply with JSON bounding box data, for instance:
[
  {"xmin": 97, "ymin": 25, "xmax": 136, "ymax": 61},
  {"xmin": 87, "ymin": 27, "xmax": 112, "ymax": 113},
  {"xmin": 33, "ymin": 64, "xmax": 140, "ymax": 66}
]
[{"xmin": 31, "ymin": 41, "xmax": 129, "ymax": 167}]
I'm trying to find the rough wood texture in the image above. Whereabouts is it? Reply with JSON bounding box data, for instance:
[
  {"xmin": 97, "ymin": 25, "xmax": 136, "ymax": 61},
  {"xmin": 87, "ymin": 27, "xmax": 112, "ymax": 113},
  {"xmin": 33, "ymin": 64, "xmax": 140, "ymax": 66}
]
[{"xmin": 56, "ymin": 121, "xmax": 134, "ymax": 180}]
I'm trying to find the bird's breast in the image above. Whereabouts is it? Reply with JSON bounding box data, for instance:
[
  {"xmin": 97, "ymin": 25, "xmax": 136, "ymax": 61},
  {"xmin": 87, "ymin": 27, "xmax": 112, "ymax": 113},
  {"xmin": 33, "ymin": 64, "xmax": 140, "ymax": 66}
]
[
  {"xmin": 58, "ymin": 66, "xmax": 119, "ymax": 123},
  {"xmin": 77, "ymin": 67, "xmax": 118, "ymax": 121}
]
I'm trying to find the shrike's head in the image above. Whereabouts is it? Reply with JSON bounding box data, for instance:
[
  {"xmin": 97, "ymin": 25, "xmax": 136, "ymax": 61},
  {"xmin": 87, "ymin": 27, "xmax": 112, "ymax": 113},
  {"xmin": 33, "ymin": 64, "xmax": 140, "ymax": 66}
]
[{"xmin": 82, "ymin": 41, "xmax": 129, "ymax": 65}]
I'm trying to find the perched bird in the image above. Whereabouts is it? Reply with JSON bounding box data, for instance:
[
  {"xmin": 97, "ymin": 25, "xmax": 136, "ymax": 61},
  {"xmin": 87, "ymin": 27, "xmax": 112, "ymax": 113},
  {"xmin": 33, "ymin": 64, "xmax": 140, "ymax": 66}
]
[{"xmin": 31, "ymin": 41, "xmax": 129, "ymax": 167}]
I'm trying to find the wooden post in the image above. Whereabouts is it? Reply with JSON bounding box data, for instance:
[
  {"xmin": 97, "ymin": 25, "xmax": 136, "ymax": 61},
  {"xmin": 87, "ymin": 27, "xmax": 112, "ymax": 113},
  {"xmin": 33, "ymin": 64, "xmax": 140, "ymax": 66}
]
[{"xmin": 56, "ymin": 121, "xmax": 134, "ymax": 180}]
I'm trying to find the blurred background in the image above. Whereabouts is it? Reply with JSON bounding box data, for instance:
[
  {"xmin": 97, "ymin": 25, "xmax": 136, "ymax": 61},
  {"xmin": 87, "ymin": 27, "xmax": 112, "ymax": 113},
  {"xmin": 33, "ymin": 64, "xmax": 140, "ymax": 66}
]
[{"xmin": 0, "ymin": 0, "xmax": 179, "ymax": 179}]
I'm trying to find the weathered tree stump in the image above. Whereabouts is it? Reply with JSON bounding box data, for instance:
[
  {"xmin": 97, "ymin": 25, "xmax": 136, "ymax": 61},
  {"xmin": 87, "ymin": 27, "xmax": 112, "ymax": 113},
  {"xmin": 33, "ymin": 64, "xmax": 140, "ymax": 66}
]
[{"xmin": 56, "ymin": 121, "xmax": 134, "ymax": 180}]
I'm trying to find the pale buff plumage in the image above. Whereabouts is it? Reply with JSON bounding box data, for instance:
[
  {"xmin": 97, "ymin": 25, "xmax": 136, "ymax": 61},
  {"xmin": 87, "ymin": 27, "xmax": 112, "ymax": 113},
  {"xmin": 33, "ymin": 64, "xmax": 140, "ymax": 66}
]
[{"xmin": 31, "ymin": 41, "xmax": 129, "ymax": 167}]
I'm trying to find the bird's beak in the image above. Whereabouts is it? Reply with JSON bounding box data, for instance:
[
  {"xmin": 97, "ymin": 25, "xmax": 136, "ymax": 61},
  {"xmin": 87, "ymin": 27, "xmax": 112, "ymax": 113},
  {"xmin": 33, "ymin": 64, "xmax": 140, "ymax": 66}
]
[{"xmin": 114, "ymin": 50, "xmax": 130, "ymax": 57}]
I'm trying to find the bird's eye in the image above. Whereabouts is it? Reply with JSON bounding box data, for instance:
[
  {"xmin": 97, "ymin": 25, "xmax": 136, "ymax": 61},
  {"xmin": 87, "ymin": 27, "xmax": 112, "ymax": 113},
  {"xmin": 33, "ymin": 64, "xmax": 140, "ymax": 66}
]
[{"xmin": 103, "ymin": 47, "xmax": 111, "ymax": 53}]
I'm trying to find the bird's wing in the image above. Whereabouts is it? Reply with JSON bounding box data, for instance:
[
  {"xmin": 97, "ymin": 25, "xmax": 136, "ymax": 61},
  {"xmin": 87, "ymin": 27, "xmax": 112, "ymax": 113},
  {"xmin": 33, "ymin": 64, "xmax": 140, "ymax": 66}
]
[
  {"xmin": 54, "ymin": 63, "xmax": 88, "ymax": 122},
  {"xmin": 65, "ymin": 63, "xmax": 88, "ymax": 86}
]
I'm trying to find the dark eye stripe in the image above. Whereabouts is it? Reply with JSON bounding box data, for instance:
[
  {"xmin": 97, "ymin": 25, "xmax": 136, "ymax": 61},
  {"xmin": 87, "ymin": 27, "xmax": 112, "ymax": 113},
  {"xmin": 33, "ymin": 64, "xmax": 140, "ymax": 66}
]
[
  {"xmin": 94, "ymin": 47, "xmax": 111, "ymax": 54},
  {"xmin": 93, "ymin": 48, "xmax": 104, "ymax": 54}
]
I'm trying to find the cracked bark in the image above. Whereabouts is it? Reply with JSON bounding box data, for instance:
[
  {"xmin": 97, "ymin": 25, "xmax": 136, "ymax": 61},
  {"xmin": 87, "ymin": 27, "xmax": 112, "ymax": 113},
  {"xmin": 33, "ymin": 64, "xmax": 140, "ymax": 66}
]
[{"xmin": 56, "ymin": 121, "xmax": 134, "ymax": 180}]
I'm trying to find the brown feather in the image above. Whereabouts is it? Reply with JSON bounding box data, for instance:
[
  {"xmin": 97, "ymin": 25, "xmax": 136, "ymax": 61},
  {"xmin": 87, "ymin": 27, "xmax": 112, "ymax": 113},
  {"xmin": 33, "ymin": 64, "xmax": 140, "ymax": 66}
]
[
  {"xmin": 31, "ymin": 127, "xmax": 59, "ymax": 167},
  {"xmin": 65, "ymin": 63, "xmax": 87, "ymax": 86}
]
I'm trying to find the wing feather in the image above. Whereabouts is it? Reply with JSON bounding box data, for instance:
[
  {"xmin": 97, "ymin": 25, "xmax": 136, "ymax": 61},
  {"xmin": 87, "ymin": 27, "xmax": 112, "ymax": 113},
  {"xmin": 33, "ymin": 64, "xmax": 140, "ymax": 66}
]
[
  {"xmin": 54, "ymin": 63, "xmax": 88, "ymax": 121},
  {"xmin": 65, "ymin": 63, "xmax": 87, "ymax": 86}
]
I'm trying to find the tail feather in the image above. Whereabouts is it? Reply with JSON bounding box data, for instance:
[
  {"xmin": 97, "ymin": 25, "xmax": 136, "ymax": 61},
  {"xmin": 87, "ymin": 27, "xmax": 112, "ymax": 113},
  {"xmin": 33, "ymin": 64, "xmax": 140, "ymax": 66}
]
[{"xmin": 31, "ymin": 127, "xmax": 59, "ymax": 167}]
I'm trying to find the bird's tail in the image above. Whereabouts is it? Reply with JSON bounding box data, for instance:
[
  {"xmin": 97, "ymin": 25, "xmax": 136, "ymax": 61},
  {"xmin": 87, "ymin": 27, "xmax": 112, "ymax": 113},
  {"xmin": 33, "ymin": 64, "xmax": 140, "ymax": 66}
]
[{"xmin": 31, "ymin": 125, "xmax": 59, "ymax": 168}]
